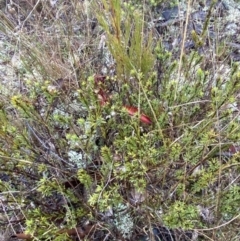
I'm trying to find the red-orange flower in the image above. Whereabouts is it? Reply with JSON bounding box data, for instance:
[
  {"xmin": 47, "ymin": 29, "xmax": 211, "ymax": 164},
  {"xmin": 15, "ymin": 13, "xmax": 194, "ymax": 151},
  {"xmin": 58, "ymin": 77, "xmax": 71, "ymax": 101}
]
[
  {"xmin": 124, "ymin": 106, "xmax": 152, "ymax": 124},
  {"xmin": 97, "ymin": 88, "xmax": 108, "ymax": 106},
  {"xmin": 94, "ymin": 74, "xmax": 152, "ymax": 125}
]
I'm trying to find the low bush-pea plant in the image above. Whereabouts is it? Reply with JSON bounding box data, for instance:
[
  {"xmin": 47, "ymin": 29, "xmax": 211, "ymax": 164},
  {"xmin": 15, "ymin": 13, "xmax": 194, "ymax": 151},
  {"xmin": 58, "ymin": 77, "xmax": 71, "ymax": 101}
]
[{"xmin": 0, "ymin": 0, "xmax": 240, "ymax": 240}]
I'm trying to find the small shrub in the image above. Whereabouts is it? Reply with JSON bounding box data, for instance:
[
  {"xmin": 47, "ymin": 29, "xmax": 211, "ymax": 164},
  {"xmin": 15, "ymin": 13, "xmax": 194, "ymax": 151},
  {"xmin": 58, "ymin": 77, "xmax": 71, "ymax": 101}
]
[{"xmin": 0, "ymin": 0, "xmax": 240, "ymax": 240}]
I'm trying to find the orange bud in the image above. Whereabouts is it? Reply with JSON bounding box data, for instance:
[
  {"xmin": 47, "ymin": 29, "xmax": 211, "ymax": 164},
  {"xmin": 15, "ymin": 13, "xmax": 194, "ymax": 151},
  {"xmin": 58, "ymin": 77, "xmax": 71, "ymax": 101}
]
[
  {"xmin": 140, "ymin": 113, "xmax": 152, "ymax": 124},
  {"xmin": 124, "ymin": 106, "xmax": 152, "ymax": 124},
  {"xmin": 97, "ymin": 88, "xmax": 108, "ymax": 106}
]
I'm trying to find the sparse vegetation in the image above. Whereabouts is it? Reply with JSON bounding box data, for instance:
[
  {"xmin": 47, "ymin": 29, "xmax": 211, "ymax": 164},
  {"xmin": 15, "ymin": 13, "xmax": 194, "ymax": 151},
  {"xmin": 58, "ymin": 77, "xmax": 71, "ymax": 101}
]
[{"xmin": 0, "ymin": 0, "xmax": 240, "ymax": 240}]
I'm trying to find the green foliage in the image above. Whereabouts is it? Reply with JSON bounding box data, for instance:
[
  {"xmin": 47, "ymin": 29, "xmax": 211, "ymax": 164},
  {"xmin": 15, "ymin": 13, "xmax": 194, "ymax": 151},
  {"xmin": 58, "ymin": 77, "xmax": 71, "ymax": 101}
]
[
  {"xmin": 163, "ymin": 201, "xmax": 199, "ymax": 229},
  {"xmin": 220, "ymin": 185, "xmax": 240, "ymax": 219},
  {"xmin": 190, "ymin": 159, "xmax": 220, "ymax": 194},
  {"xmin": 96, "ymin": 0, "xmax": 155, "ymax": 82},
  {"xmin": 88, "ymin": 184, "xmax": 123, "ymax": 211},
  {"xmin": 77, "ymin": 169, "xmax": 92, "ymax": 188}
]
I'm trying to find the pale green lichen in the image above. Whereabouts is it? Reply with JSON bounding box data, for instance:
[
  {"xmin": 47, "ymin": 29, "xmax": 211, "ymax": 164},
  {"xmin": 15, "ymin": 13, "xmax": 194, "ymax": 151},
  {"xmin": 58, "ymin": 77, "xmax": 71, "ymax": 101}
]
[
  {"xmin": 68, "ymin": 150, "xmax": 86, "ymax": 168},
  {"xmin": 114, "ymin": 204, "xmax": 134, "ymax": 239}
]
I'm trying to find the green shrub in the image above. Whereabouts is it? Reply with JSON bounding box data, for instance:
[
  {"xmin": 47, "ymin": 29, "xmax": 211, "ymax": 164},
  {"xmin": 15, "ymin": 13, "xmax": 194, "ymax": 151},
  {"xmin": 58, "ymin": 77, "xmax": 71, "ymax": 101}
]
[{"xmin": 1, "ymin": 0, "xmax": 240, "ymax": 240}]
